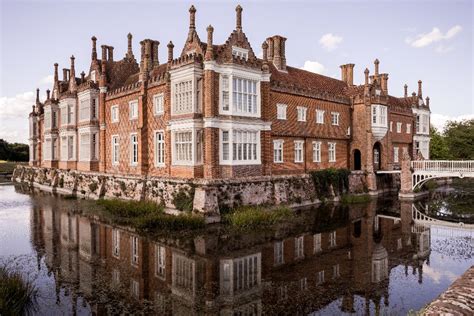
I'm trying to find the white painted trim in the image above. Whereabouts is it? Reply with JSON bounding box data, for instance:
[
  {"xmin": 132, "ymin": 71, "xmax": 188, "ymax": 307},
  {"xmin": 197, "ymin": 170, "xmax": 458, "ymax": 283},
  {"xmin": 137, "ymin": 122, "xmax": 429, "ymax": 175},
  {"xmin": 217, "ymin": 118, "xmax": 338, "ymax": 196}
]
[
  {"xmin": 219, "ymin": 128, "xmax": 261, "ymax": 166},
  {"xmin": 111, "ymin": 134, "xmax": 120, "ymax": 165},
  {"xmin": 203, "ymin": 117, "xmax": 271, "ymax": 131},
  {"xmin": 153, "ymin": 130, "xmax": 166, "ymax": 168}
]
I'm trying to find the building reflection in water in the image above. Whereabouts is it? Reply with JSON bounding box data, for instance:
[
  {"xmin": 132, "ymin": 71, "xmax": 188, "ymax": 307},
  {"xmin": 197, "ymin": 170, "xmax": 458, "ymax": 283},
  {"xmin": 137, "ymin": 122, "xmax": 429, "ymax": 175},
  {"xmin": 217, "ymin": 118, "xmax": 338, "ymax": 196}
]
[{"xmin": 29, "ymin": 196, "xmax": 431, "ymax": 315}]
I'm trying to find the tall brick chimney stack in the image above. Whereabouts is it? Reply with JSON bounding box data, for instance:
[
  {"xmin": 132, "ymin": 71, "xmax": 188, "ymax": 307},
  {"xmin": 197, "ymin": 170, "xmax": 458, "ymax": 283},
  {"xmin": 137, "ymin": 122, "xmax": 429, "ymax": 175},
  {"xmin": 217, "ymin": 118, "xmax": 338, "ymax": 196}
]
[
  {"xmin": 145, "ymin": 40, "xmax": 152, "ymax": 72},
  {"xmin": 404, "ymin": 84, "xmax": 408, "ymax": 97},
  {"xmin": 80, "ymin": 71, "xmax": 85, "ymax": 83},
  {"xmin": 69, "ymin": 55, "xmax": 77, "ymax": 92},
  {"xmin": 108, "ymin": 46, "xmax": 114, "ymax": 62},
  {"xmin": 340, "ymin": 65, "xmax": 347, "ymax": 82},
  {"xmin": 91, "ymin": 36, "xmax": 97, "ymax": 61},
  {"xmin": 167, "ymin": 41, "xmax": 174, "ymax": 63},
  {"xmin": 152, "ymin": 41, "xmax": 159, "ymax": 67},
  {"xmin": 268, "ymin": 35, "xmax": 287, "ymax": 71},
  {"xmin": 54, "ymin": 63, "xmax": 59, "ymax": 84},
  {"xmin": 205, "ymin": 25, "xmax": 214, "ymax": 60},
  {"xmin": 236, "ymin": 5, "xmax": 243, "ymax": 32},
  {"xmin": 267, "ymin": 37, "xmax": 274, "ymax": 62},
  {"xmin": 364, "ymin": 68, "xmax": 369, "ymax": 86},
  {"xmin": 261, "ymin": 41, "xmax": 269, "ymax": 72},
  {"xmin": 340, "ymin": 64, "xmax": 355, "ymax": 85},
  {"xmin": 36, "ymin": 88, "xmax": 40, "ymax": 104},
  {"xmin": 46, "ymin": 89, "xmax": 50, "ymax": 100},
  {"xmin": 62, "ymin": 68, "xmax": 69, "ymax": 82},
  {"xmin": 101, "ymin": 45, "xmax": 107, "ymax": 62},
  {"xmin": 374, "ymin": 59, "xmax": 380, "ymax": 78},
  {"xmin": 188, "ymin": 5, "xmax": 196, "ymax": 41},
  {"xmin": 418, "ymin": 80, "xmax": 422, "ymax": 98},
  {"xmin": 381, "ymin": 73, "xmax": 388, "ymax": 94},
  {"xmin": 126, "ymin": 33, "xmax": 135, "ymax": 60}
]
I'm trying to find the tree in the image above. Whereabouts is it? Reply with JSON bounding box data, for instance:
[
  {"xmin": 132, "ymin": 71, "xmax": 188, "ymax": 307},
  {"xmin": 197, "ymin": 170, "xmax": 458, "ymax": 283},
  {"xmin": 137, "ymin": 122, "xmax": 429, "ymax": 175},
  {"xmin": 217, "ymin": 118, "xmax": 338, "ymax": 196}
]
[
  {"xmin": 444, "ymin": 119, "xmax": 474, "ymax": 159},
  {"xmin": 429, "ymin": 126, "xmax": 450, "ymax": 160},
  {"xmin": 0, "ymin": 139, "xmax": 29, "ymax": 162}
]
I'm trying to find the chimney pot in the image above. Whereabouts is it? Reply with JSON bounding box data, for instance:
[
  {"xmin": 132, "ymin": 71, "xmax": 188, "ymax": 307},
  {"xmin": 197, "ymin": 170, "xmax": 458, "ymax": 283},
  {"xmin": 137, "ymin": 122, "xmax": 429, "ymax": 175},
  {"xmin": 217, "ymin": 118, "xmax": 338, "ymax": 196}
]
[
  {"xmin": 418, "ymin": 80, "xmax": 422, "ymax": 98},
  {"xmin": 108, "ymin": 46, "xmax": 114, "ymax": 62},
  {"xmin": 101, "ymin": 45, "xmax": 107, "ymax": 61},
  {"xmin": 374, "ymin": 58, "xmax": 380, "ymax": 76},
  {"xmin": 80, "ymin": 71, "xmax": 85, "ymax": 82},
  {"xmin": 54, "ymin": 63, "xmax": 59, "ymax": 83},
  {"xmin": 404, "ymin": 84, "xmax": 408, "ymax": 97},
  {"xmin": 36, "ymin": 88, "xmax": 40, "ymax": 103},
  {"xmin": 91, "ymin": 36, "xmax": 97, "ymax": 61},
  {"xmin": 364, "ymin": 68, "xmax": 369, "ymax": 85},
  {"xmin": 126, "ymin": 33, "xmax": 134, "ymax": 60}
]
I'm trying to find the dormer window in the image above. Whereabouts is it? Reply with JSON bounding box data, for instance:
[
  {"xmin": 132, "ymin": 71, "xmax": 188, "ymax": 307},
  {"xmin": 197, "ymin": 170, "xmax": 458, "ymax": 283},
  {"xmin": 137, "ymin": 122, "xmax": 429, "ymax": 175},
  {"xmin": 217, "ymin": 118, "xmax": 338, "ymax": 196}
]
[{"xmin": 232, "ymin": 46, "xmax": 248, "ymax": 61}]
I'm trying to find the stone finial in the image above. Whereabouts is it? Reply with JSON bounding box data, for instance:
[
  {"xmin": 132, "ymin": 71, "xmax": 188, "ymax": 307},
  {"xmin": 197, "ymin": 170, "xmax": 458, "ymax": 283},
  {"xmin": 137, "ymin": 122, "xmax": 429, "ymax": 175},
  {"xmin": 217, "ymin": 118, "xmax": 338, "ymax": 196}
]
[
  {"xmin": 404, "ymin": 84, "xmax": 408, "ymax": 97},
  {"xmin": 69, "ymin": 55, "xmax": 77, "ymax": 92},
  {"xmin": 236, "ymin": 5, "xmax": 243, "ymax": 32},
  {"xmin": 205, "ymin": 25, "xmax": 214, "ymax": 60},
  {"xmin": 36, "ymin": 88, "xmax": 40, "ymax": 103},
  {"xmin": 91, "ymin": 36, "xmax": 97, "ymax": 61},
  {"xmin": 167, "ymin": 41, "xmax": 174, "ymax": 62},
  {"xmin": 364, "ymin": 68, "xmax": 369, "ymax": 85},
  {"xmin": 80, "ymin": 71, "xmax": 85, "ymax": 82},
  {"xmin": 46, "ymin": 89, "xmax": 50, "ymax": 100},
  {"xmin": 426, "ymin": 96, "xmax": 430, "ymax": 107},
  {"xmin": 374, "ymin": 58, "xmax": 380, "ymax": 76},
  {"xmin": 262, "ymin": 41, "xmax": 268, "ymax": 62},
  {"xmin": 189, "ymin": 5, "xmax": 196, "ymax": 30},
  {"xmin": 418, "ymin": 80, "xmax": 422, "ymax": 98},
  {"xmin": 126, "ymin": 33, "xmax": 134, "ymax": 60}
]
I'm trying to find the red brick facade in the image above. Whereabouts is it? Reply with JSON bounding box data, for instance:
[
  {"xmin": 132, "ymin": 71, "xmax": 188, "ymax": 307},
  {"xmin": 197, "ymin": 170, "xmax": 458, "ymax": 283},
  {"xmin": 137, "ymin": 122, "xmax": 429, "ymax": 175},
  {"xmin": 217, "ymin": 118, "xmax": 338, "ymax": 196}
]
[{"xmin": 28, "ymin": 5, "xmax": 430, "ymax": 180}]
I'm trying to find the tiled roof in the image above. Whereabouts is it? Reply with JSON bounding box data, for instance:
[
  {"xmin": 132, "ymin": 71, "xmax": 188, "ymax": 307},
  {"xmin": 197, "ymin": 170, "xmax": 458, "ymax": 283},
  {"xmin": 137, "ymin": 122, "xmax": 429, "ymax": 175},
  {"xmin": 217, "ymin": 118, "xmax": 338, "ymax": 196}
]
[{"xmin": 269, "ymin": 64, "xmax": 348, "ymax": 97}]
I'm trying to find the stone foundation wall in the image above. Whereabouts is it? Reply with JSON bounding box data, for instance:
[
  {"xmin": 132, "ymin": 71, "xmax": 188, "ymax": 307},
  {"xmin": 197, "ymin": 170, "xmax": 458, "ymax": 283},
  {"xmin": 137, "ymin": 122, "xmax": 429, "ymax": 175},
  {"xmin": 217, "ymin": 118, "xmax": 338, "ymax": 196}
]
[{"xmin": 13, "ymin": 166, "xmax": 318, "ymax": 216}]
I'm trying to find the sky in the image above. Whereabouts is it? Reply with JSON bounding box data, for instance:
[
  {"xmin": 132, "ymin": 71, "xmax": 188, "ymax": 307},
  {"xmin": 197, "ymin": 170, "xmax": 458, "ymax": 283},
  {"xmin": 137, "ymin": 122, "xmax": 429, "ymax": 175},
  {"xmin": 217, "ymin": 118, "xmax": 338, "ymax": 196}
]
[{"xmin": 1, "ymin": 0, "xmax": 472, "ymax": 144}]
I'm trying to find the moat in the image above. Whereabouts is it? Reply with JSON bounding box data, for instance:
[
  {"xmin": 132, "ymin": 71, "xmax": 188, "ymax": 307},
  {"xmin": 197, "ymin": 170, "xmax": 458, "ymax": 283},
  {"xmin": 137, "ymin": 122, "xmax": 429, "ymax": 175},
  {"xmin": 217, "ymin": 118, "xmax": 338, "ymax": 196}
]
[{"xmin": 0, "ymin": 181, "xmax": 472, "ymax": 315}]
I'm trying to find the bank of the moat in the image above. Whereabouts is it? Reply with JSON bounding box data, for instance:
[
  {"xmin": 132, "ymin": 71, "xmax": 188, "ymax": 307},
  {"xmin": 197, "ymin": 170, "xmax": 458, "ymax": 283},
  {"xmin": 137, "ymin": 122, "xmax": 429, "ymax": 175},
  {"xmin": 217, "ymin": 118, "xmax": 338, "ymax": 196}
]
[{"xmin": 0, "ymin": 181, "xmax": 472, "ymax": 315}]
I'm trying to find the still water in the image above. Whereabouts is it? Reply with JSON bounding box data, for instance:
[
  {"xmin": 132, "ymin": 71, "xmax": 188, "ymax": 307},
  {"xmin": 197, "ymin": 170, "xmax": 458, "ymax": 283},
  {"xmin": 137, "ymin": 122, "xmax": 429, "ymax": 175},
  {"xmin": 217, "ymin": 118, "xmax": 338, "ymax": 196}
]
[{"xmin": 0, "ymin": 183, "xmax": 472, "ymax": 315}]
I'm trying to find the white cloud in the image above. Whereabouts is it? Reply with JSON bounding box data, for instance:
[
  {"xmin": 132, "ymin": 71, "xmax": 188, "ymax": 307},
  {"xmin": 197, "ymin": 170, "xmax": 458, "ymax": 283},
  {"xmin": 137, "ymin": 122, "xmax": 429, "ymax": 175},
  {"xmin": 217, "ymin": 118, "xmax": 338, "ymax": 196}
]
[
  {"xmin": 319, "ymin": 33, "xmax": 343, "ymax": 51},
  {"xmin": 0, "ymin": 91, "xmax": 36, "ymax": 119},
  {"xmin": 431, "ymin": 113, "xmax": 474, "ymax": 132},
  {"xmin": 405, "ymin": 25, "xmax": 462, "ymax": 48},
  {"xmin": 301, "ymin": 60, "xmax": 326, "ymax": 74},
  {"xmin": 435, "ymin": 44, "xmax": 454, "ymax": 54},
  {"xmin": 39, "ymin": 75, "xmax": 54, "ymax": 85}
]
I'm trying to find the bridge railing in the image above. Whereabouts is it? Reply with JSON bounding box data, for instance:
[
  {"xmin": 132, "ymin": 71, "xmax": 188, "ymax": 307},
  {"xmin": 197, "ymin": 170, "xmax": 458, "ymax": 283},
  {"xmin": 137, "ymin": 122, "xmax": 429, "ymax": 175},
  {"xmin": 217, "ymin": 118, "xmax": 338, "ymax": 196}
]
[{"xmin": 411, "ymin": 160, "xmax": 474, "ymax": 173}]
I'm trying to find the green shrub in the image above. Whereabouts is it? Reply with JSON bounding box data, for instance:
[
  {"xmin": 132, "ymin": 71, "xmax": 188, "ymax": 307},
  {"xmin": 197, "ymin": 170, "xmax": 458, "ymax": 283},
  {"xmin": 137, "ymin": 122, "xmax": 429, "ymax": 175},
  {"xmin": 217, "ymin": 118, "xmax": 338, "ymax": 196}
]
[
  {"xmin": 310, "ymin": 168, "xmax": 350, "ymax": 198},
  {"xmin": 97, "ymin": 199, "xmax": 163, "ymax": 218},
  {"xmin": 341, "ymin": 194, "xmax": 371, "ymax": 204},
  {"xmin": 172, "ymin": 187, "xmax": 195, "ymax": 212},
  {"xmin": 0, "ymin": 266, "xmax": 37, "ymax": 315},
  {"xmin": 133, "ymin": 212, "xmax": 205, "ymax": 231},
  {"xmin": 88, "ymin": 182, "xmax": 98, "ymax": 193},
  {"xmin": 224, "ymin": 205, "xmax": 293, "ymax": 229}
]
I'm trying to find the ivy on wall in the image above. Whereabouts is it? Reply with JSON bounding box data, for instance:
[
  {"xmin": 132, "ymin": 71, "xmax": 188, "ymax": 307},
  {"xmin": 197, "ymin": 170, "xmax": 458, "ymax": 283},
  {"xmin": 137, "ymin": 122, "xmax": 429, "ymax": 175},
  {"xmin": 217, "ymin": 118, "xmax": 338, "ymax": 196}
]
[{"xmin": 310, "ymin": 168, "xmax": 350, "ymax": 198}]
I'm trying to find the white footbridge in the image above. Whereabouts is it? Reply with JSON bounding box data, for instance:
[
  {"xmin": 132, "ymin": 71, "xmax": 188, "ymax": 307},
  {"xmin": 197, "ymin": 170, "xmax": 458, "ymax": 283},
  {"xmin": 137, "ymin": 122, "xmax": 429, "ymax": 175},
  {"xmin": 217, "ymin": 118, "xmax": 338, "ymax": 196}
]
[
  {"xmin": 412, "ymin": 204, "xmax": 473, "ymax": 237},
  {"xmin": 411, "ymin": 160, "xmax": 474, "ymax": 190}
]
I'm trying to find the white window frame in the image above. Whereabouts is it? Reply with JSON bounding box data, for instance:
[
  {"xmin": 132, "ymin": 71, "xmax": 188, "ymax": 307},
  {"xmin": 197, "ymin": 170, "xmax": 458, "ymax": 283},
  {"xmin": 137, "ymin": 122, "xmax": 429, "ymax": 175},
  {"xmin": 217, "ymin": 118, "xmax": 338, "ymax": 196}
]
[
  {"xmin": 297, "ymin": 106, "xmax": 307, "ymax": 122},
  {"xmin": 130, "ymin": 133, "xmax": 138, "ymax": 166},
  {"xmin": 112, "ymin": 135, "xmax": 119, "ymax": 165},
  {"xmin": 154, "ymin": 130, "xmax": 165, "ymax": 167},
  {"xmin": 328, "ymin": 142, "xmax": 336, "ymax": 162},
  {"xmin": 79, "ymin": 133, "xmax": 90, "ymax": 162},
  {"xmin": 276, "ymin": 103, "xmax": 287, "ymax": 120},
  {"xmin": 406, "ymin": 123, "xmax": 411, "ymax": 134},
  {"xmin": 314, "ymin": 233, "xmax": 322, "ymax": 253},
  {"xmin": 273, "ymin": 139, "xmax": 284, "ymax": 163},
  {"xmin": 396, "ymin": 122, "xmax": 402, "ymax": 133},
  {"xmin": 317, "ymin": 270, "xmax": 325, "ymax": 285},
  {"xmin": 112, "ymin": 229, "xmax": 120, "ymax": 258},
  {"xmin": 316, "ymin": 110, "xmax": 325, "ymax": 124},
  {"xmin": 111, "ymin": 105, "xmax": 119, "ymax": 123},
  {"xmin": 129, "ymin": 100, "xmax": 138, "ymax": 120},
  {"xmin": 371, "ymin": 104, "xmax": 387, "ymax": 127},
  {"xmin": 331, "ymin": 112, "xmax": 340, "ymax": 126},
  {"xmin": 153, "ymin": 93, "xmax": 164, "ymax": 116},
  {"xmin": 295, "ymin": 236, "xmax": 304, "ymax": 259},
  {"xmin": 155, "ymin": 244, "xmax": 166, "ymax": 279},
  {"xmin": 219, "ymin": 129, "xmax": 261, "ymax": 165},
  {"xmin": 390, "ymin": 121, "xmax": 393, "ymax": 132},
  {"xmin": 333, "ymin": 264, "xmax": 340, "ymax": 279},
  {"xmin": 131, "ymin": 236, "xmax": 139, "ymax": 266},
  {"xmin": 394, "ymin": 146, "xmax": 399, "ymax": 163},
  {"xmin": 329, "ymin": 231, "xmax": 337, "ymax": 248},
  {"xmin": 231, "ymin": 46, "xmax": 249, "ymax": 60},
  {"xmin": 312, "ymin": 141, "xmax": 321, "ymax": 163},
  {"xmin": 274, "ymin": 241, "xmax": 284, "ymax": 266},
  {"xmin": 294, "ymin": 140, "xmax": 304, "ymax": 163}
]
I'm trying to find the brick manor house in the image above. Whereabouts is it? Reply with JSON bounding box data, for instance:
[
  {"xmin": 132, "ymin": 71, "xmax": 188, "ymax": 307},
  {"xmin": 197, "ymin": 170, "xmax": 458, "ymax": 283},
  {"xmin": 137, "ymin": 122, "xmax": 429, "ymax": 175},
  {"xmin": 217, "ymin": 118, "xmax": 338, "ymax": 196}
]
[{"xmin": 28, "ymin": 5, "xmax": 431, "ymax": 180}]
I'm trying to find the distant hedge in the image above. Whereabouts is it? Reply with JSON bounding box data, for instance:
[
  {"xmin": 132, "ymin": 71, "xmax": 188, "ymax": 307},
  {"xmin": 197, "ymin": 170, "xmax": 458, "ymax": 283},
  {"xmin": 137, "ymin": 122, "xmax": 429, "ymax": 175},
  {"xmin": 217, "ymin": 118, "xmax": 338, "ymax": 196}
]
[{"xmin": 0, "ymin": 139, "xmax": 29, "ymax": 162}]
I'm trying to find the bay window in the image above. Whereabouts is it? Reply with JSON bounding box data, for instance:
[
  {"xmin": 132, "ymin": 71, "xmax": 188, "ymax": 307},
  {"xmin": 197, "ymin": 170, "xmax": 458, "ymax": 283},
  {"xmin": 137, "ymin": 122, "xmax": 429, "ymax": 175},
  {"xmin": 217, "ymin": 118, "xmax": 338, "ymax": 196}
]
[
  {"xmin": 79, "ymin": 132, "xmax": 98, "ymax": 162},
  {"xmin": 68, "ymin": 136, "xmax": 74, "ymax": 160},
  {"xmin": 80, "ymin": 99, "xmax": 90, "ymax": 121},
  {"xmin": 220, "ymin": 129, "xmax": 260, "ymax": 165},
  {"xmin": 61, "ymin": 137, "xmax": 67, "ymax": 160},
  {"xmin": 273, "ymin": 140, "xmax": 283, "ymax": 163},
  {"xmin": 371, "ymin": 104, "xmax": 387, "ymax": 127},
  {"xmin": 44, "ymin": 110, "xmax": 51, "ymax": 129},
  {"xmin": 79, "ymin": 134, "xmax": 90, "ymax": 161},
  {"xmin": 219, "ymin": 73, "xmax": 260, "ymax": 117},
  {"xmin": 171, "ymin": 128, "xmax": 203, "ymax": 166},
  {"xmin": 173, "ymin": 80, "xmax": 193, "ymax": 114},
  {"xmin": 221, "ymin": 75, "xmax": 230, "ymax": 111},
  {"xmin": 174, "ymin": 131, "xmax": 192, "ymax": 163},
  {"xmin": 294, "ymin": 141, "xmax": 304, "ymax": 163}
]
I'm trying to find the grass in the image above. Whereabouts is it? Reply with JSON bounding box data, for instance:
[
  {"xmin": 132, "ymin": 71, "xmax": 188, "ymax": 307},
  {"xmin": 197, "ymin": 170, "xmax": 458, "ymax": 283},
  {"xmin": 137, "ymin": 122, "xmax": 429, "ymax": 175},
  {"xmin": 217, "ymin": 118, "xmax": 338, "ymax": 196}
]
[
  {"xmin": 95, "ymin": 199, "xmax": 205, "ymax": 231},
  {"xmin": 340, "ymin": 194, "xmax": 372, "ymax": 204},
  {"xmin": 224, "ymin": 205, "xmax": 294, "ymax": 229},
  {"xmin": 0, "ymin": 265, "xmax": 37, "ymax": 316}
]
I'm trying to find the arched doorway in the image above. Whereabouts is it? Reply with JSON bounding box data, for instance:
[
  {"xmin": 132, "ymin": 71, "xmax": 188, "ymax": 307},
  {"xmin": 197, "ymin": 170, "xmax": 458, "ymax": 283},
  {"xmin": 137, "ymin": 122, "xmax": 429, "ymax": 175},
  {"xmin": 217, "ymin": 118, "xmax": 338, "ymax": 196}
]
[
  {"xmin": 353, "ymin": 149, "xmax": 361, "ymax": 170},
  {"xmin": 373, "ymin": 142, "xmax": 381, "ymax": 171}
]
